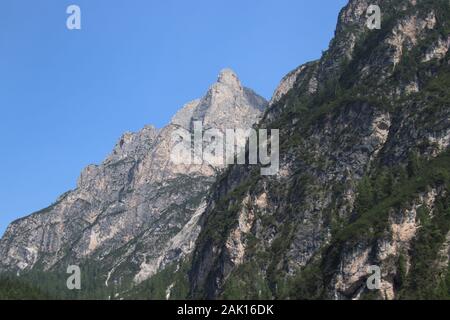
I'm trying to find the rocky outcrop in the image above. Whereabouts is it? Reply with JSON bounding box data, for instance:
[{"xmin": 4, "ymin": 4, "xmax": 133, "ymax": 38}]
[
  {"xmin": 1, "ymin": 0, "xmax": 449, "ymax": 300},
  {"xmin": 331, "ymin": 188, "xmax": 441, "ymax": 300},
  {"xmin": 188, "ymin": 0, "xmax": 450, "ymax": 300},
  {"xmin": 0, "ymin": 69, "xmax": 267, "ymax": 288}
]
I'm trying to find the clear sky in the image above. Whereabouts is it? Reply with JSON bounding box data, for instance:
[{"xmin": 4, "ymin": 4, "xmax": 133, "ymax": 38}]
[{"xmin": 0, "ymin": 0, "xmax": 347, "ymax": 236}]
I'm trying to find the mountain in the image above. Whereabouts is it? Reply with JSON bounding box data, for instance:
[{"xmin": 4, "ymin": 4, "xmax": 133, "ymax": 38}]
[
  {"xmin": 0, "ymin": 69, "xmax": 267, "ymax": 296},
  {"xmin": 186, "ymin": 0, "xmax": 450, "ymax": 300},
  {"xmin": 1, "ymin": 0, "xmax": 450, "ymax": 300}
]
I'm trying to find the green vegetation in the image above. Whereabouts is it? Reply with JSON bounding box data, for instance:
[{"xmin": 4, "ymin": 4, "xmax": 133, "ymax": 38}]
[
  {"xmin": 0, "ymin": 276, "xmax": 50, "ymax": 300},
  {"xmin": 126, "ymin": 260, "xmax": 191, "ymax": 300},
  {"xmin": 0, "ymin": 259, "xmax": 119, "ymax": 300},
  {"xmin": 196, "ymin": 167, "xmax": 260, "ymax": 247},
  {"xmin": 399, "ymin": 196, "xmax": 450, "ymax": 299},
  {"xmin": 286, "ymin": 150, "xmax": 450, "ymax": 299},
  {"xmin": 222, "ymin": 262, "xmax": 272, "ymax": 300}
]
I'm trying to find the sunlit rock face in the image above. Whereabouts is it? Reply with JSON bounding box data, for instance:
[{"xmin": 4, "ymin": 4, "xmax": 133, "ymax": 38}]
[
  {"xmin": 0, "ymin": 69, "xmax": 267, "ymax": 288},
  {"xmin": 2, "ymin": 0, "xmax": 450, "ymax": 300}
]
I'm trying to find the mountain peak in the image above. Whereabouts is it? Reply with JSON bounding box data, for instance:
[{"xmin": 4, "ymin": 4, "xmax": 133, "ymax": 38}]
[{"xmin": 217, "ymin": 68, "xmax": 242, "ymax": 89}]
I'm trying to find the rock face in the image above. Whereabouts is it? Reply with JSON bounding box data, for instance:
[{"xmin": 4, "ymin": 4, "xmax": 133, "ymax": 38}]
[
  {"xmin": 0, "ymin": 69, "xmax": 267, "ymax": 289},
  {"xmin": 1, "ymin": 0, "xmax": 450, "ymax": 301},
  {"xmin": 188, "ymin": 0, "xmax": 450, "ymax": 300}
]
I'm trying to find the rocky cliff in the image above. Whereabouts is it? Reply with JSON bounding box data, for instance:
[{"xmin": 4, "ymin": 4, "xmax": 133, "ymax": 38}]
[
  {"xmin": 187, "ymin": 0, "xmax": 450, "ymax": 300},
  {"xmin": 0, "ymin": 69, "xmax": 267, "ymax": 294},
  {"xmin": 1, "ymin": 0, "xmax": 449, "ymax": 300}
]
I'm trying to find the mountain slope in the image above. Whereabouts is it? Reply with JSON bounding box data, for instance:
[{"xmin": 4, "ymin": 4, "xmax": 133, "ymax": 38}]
[
  {"xmin": 1, "ymin": 0, "xmax": 449, "ymax": 301},
  {"xmin": 187, "ymin": 0, "xmax": 450, "ymax": 300},
  {"xmin": 0, "ymin": 69, "xmax": 267, "ymax": 296}
]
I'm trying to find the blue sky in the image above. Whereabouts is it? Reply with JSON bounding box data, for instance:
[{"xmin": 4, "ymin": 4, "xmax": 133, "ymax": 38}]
[{"xmin": 0, "ymin": 0, "xmax": 347, "ymax": 235}]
